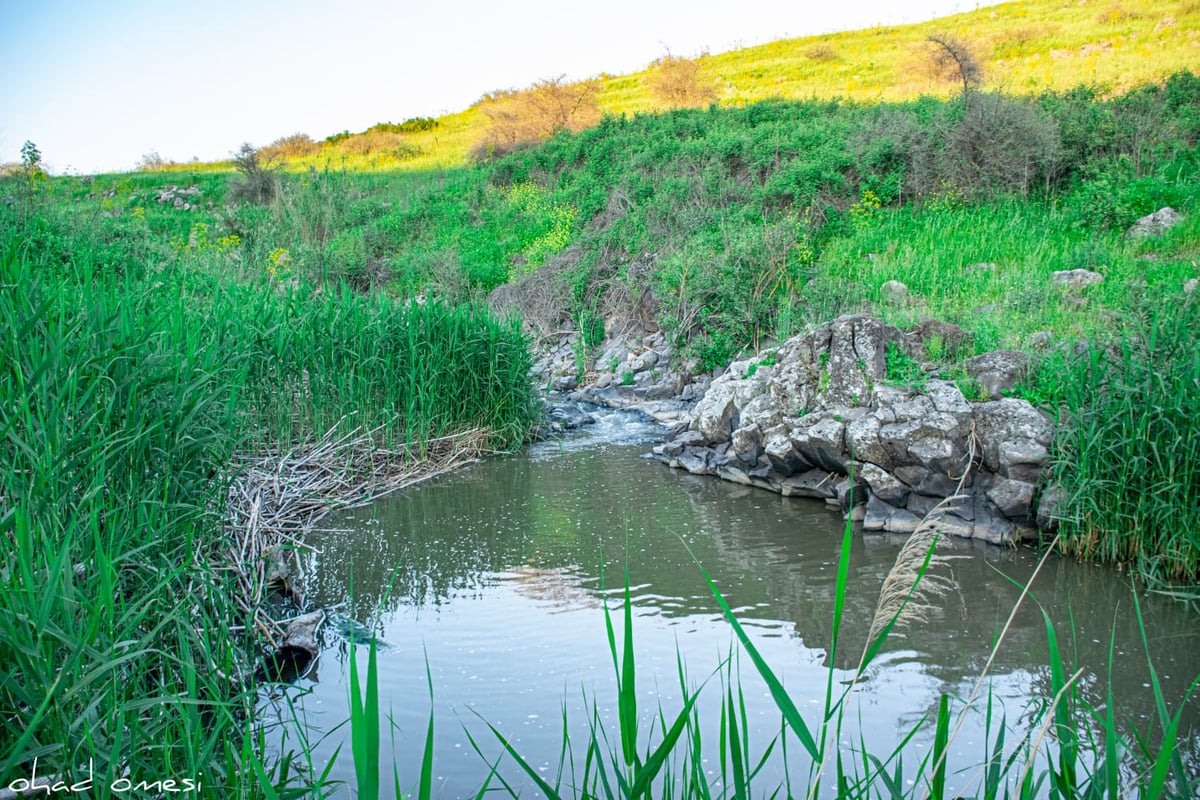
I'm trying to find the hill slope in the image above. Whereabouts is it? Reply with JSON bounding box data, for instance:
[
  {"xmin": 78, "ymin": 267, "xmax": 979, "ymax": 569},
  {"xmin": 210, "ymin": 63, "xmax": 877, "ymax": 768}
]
[{"xmin": 231, "ymin": 0, "xmax": 1200, "ymax": 172}]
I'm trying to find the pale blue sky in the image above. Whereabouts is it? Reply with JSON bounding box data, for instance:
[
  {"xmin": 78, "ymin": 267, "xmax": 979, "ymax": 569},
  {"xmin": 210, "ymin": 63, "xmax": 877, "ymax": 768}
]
[{"xmin": 0, "ymin": 0, "xmax": 1000, "ymax": 174}]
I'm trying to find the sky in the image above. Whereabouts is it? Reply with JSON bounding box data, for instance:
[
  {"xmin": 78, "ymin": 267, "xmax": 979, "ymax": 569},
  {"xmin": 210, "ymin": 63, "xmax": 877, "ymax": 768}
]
[{"xmin": 1, "ymin": 0, "xmax": 1002, "ymax": 174}]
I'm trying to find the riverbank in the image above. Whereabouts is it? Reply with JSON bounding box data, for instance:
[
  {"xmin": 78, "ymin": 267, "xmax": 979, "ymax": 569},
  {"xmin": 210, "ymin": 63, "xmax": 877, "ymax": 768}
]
[{"xmin": 529, "ymin": 267, "xmax": 1200, "ymax": 587}]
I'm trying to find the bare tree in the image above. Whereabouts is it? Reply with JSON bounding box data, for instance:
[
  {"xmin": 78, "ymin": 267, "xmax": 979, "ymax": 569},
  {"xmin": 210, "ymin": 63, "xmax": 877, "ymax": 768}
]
[
  {"xmin": 649, "ymin": 54, "xmax": 717, "ymax": 109},
  {"xmin": 926, "ymin": 34, "xmax": 982, "ymax": 99},
  {"xmin": 474, "ymin": 76, "xmax": 601, "ymax": 158}
]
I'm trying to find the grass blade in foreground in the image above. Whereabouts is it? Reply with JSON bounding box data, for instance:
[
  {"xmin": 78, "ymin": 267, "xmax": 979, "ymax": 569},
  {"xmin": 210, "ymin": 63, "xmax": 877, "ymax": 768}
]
[{"xmin": 683, "ymin": 541, "xmax": 821, "ymax": 763}]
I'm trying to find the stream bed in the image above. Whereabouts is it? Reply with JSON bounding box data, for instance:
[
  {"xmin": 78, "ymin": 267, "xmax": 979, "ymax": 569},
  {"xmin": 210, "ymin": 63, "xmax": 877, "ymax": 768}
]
[{"xmin": 273, "ymin": 407, "xmax": 1200, "ymax": 797}]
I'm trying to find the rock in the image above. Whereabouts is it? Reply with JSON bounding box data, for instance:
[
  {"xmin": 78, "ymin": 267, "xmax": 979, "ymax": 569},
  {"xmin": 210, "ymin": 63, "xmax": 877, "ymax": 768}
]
[
  {"xmin": 790, "ymin": 415, "xmax": 847, "ymax": 473},
  {"xmin": 731, "ymin": 423, "xmax": 764, "ymax": 466},
  {"xmin": 880, "ymin": 280, "xmax": 909, "ymax": 305},
  {"xmin": 1029, "ymin": 331, "xmax": 1054, "ymax": 351},
  {"xmin": 965, "ymin": 350, "xmax": 1030, "ymax": 400},
  {"xmin": 823, "ymin": 315, "xmax": 904, "ymax": 408},
  {"xmin": 885, "ymin": 507, "xmax": 922, "ymax": 534},
  {"xmin": 553, "ymin": 375, "xmax": 579, "ymax": 392},
  {"xmin": 861, "ymin": 462, "xmax": 911, "ymax": 505},
  {"xmin": 863, "ymin": 493, "xmax": 897, "ymax": 531},
  {"xmin": 972, "ymin": 400, "xmax": 1053, "ymax": 473},
  {"xmin": 673, "ymin": 430, "xmax": 708, "ymax": 448},
  {"xmin": 836, "ymin": 476, "xmax": 867, "ymax": 510},
  {"xmin": 677, "ymin": 448, "xmax": 710, "ymax": 475},
  {"xmin": 715, "ymin": 463, "xmax": 753, "ymax": 486},
  {"xmin": 894, "ymin": 465, "xmax": 961, "ymax": 497},
  {"xmin": 997, "ymin": 440, "xmax": 1049, "ymax": 483},
  {"xmin": 906, "ymin": 434, "xmax": 968, "ymax": 476},
  {"xmin": 1185, "ymin": 278, "xmax": 1198, "ymax": 294},
  {"xmin": 680, "ymin": 377, "xmax": 710, "ymax": 401},
  {"xmin": 905, "ymin": 493, "xmax": 945, "ymax": 518},
  {"xmin": 1126, "ymin": 207, "xmax": 1182, "ymax": 239},
  {"xmin": 925, "ymin": 380, "xmax": 972, "ymax": 416},
  {"xmin": 691, "ymin": 384, "xmax": 739, "ymax": 443},
  {"xmin": 937, "ymin": 514, "xmax": 975, "ymax": 540},
  {"xmin": 1051, "ymin": 269, "xmax": 1105, "ymax": 289},
  {"xmin": 846, "ymin": 415, "xmax": 893, "ymax": 469},
  {"xmin": 965, "ymin": 262, "xmax": 998, "ymax": 274},
  {"xmin": 973, "ymin": 508, "xmax": 1016, "ymax": 545},
  {"xmin": 763, "ymin": 429, "xmax": 809, "ymax": 474},
  {"xmin": 655, "ymin": 440, "xmax": 685, "ymax": 459},
  {"xmin": 779, "ymin": 468, "xmax": 839, "ymax": 499},
  {"xmin": 987, "ymin": 479, "xmax": 1035, "ymax": 519},
  {"xmin": 908, "ymin": 320, "xmax": 973, "ymax": 358},
  {"xmin": 1036, "ymin": 485, "xmax": 1069, "ymax": 530},
  {"xmin": 630, "ymin": 350, "xmax": 659, "ymax": 371}
]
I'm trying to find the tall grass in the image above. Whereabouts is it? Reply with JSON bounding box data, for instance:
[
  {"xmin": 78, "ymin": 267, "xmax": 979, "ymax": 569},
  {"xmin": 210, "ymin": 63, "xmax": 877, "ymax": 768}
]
[
  {"xmin": 1034, "ymin": 293, "xmax": 1200, "ymax": 583},
  {"xmin": 0, "ymin": 197, "xmax": 538, "ymax": 796}
]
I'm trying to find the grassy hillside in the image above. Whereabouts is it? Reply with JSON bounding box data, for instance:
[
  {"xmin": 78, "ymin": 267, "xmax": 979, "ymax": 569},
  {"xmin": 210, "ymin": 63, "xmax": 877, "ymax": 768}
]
[
  {"xmin": 69, "ymin": 61, "xmax": 1200, "ymax": 584},
  {"xmin": 173, "ymin": 0, "xmax": 1200, "ymax": 173}
]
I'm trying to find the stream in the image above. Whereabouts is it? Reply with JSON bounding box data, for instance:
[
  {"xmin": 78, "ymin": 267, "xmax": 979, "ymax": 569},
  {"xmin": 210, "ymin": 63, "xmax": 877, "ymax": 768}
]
[{"xmin": 270, "ymin": 405, "xmax": 1200, "ymax": 797}]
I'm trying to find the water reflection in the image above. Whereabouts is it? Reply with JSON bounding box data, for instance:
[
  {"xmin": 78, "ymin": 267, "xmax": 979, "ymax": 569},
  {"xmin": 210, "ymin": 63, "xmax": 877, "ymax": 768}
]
[{"xmin": 291, "ymin": 421, "xmax": 1200, "ymax": 798}]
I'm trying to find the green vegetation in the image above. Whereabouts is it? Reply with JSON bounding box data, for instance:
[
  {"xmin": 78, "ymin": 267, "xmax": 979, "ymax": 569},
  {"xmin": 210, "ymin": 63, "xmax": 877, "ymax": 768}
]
[
  {"xmin": 0, "ymin": 163, "xmax": 537, "ymax": 794},
  {"xmin": 127, "ymin": 1, "xmax": 1200, "ymax": 174},
  {"xmin": 5, "ymin": 0, "xmax": 1200, "ymax": 793}
]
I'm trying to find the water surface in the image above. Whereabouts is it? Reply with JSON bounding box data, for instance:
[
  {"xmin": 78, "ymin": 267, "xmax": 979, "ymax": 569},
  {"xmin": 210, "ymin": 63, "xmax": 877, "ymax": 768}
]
[{"xmin": 277, "ymin": 408, "xmax": 1200, "ymax": 797}]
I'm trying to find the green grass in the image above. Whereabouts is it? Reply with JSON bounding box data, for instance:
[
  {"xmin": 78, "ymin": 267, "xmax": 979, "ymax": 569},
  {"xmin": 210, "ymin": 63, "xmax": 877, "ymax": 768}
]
[{"xmin": 0, "ymin": 176, "xmax": 538, "ymax": 796}]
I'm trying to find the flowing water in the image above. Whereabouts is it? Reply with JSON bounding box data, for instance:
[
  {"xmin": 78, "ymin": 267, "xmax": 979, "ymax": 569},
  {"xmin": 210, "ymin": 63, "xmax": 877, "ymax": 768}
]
[{"xmin": 272, "ymin": 406, "xmax": 1200, "ymax": 797}]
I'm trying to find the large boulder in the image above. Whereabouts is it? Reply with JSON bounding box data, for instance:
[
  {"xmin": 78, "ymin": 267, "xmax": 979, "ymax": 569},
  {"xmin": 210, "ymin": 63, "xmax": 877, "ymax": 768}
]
[{"xmin": 1126, "ymin": 207, "xmax": 1182, "ymax": 239}]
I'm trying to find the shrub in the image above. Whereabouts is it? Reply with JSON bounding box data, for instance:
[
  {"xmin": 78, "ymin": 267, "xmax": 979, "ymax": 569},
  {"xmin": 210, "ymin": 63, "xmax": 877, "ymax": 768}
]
[
  {"xmin": 228, "ymin": 143, "xmax": 278, "ymax": 205},
  {"xmin": 648, "ymin": 54, "xmax": 717, "ymax": 109},
  {"xmin": 260, "ymin": 133, "xmax": 320, "ymax": 160},
  {"xmin": 368, "ymin": 117, "xmax": 439, "ymax": 134},
  {"xmin": 473, "ymin": 77, "xmax": 602, "ymax": 160}
]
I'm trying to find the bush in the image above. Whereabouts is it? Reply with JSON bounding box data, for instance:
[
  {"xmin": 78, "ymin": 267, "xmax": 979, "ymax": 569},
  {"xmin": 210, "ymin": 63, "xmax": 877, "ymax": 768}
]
[
  {"xmin": 648, "ymin": 54, "xmax": 717, "ymax": 109},
  {"xmin": 260, "ymin": 133, "xmax": 320, "ymax": 160},
  {"xmin": 473, "ymin": 77, "xmax": 602, "ymax": 160},
  {"xmin": 368, "ymin": 117, "xmax": 439, "ymax": 134},
  {"xmin": 227, "ymin": 143, "xmax": 278, "ymax": 205},
  {"xmin": 850, "ymin": 94, "xmax": 1064, "ymax": 200}
]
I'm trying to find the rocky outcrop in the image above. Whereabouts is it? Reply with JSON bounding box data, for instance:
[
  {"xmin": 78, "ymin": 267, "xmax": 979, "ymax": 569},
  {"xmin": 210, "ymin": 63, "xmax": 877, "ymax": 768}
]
[
  {"xmin": 647, "ymin": 315, "xmax": 1053, "ymax": 545},
  {"xmin": 532, "ymin": 328, "xmax": 698, "ymax": 424}
]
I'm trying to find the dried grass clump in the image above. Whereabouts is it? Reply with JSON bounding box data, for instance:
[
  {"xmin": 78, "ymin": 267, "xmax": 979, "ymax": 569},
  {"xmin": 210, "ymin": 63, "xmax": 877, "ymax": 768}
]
[{"xmin": 220, "ymin": 422, "xmax": 491, "ymax": 644}]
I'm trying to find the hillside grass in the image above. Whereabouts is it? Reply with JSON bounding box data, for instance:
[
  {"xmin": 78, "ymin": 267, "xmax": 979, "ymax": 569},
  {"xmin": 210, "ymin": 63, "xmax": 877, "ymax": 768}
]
[{"xmin": 136, "ymin": 0, "xmax": 1200, "ymax": 175}]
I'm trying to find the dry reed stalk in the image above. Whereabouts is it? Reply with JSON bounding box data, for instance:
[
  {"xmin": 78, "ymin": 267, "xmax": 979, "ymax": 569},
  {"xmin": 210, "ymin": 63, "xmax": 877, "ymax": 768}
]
[
  {"xmin": 859, "ymin": 425, "xmax": 980, "ymax": 667},
  {"xmin": 862, "ymin": 495, "xmax": 964, "ymax": 649},
  {"xmin": 216, "ymin": 421, "xmax": 494, "ymax": 642}
]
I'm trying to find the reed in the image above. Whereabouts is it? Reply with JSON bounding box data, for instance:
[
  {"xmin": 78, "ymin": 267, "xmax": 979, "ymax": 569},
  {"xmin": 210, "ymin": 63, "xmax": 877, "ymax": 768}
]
[{"xmin": 0, "ymin": 211, "xmax": 538, "ymax": 797}]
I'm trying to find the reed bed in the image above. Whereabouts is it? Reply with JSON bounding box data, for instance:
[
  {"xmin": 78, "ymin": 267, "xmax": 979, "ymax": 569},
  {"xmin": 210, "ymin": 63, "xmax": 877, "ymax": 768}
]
[{"xmin": 0, "ymin": 197, "xmax": 538, "ymax": 799}]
